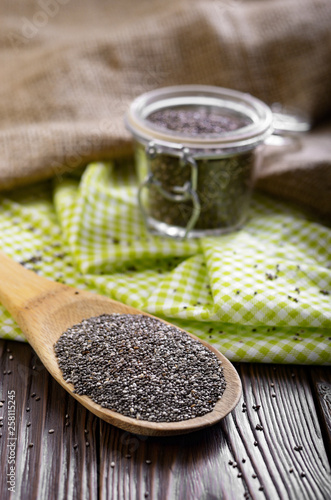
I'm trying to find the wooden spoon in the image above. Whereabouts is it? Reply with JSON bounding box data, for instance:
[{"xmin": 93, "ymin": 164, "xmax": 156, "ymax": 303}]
[{"xmin": 0, "ymin": 251, "xmax": 241, "ymax": 436}]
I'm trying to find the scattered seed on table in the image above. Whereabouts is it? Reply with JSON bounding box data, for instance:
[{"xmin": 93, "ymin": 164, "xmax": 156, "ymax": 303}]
[
  {"xmin": 237, "ymin": 473, "xmax": 242, "ymax": 478},
  {"xmin": 300, "ymin": 472, "xmax": 306, "ymax": 478},
  {"xmin": 289, "ymin": 468, "xmax": 293, "ymax": 473},
  {"xmin": 294, "ymin": 445, "xmax": 303, "ymax": 451},
  {"xmin": 86, "ymin": 442, "xmax": 90, "ymax": 447},
  {"xmin": 31, "ymin": 393, "xmax": 36, "ymax": 398},
  {"xmin": 35, "ymin": 397, "xmax": 40, "ymax": 401},
  {"xmin": 9, "ymin": 355, "xmax": 13, "ymax": 360},
  {"xmin": 7, "ymin": 370, "xmax": 11, "ymax": 375},
  {"xmin": 54, "ymin": 314, "xmax": 226, "ymax": 422},
  {"xmin": 26, "ymin": 408, "xmax": 30, "ymax": 412},
  {"xmin": 110, "ymin": 461, "xmax": 115, "ymax": 467},
  {"xmin": 48, "ymin": 429, "xmax": 54, "ymax": 434},
  {"xmin": 73, "ymin": 444, "xmax": 78, "ymax": 449},
  {"xmin": 255, "ymin": 424, "xmax": 263, "ymax": 431},
  {"xmin": 145, "ymin": 460, "xmax": 152, "ymax": 465},
  {"xmin": 0, "ymin": 402, "xmax": 3, "ymax": 408},
  {"xmin": 29, "ymin": 443, "xmax": 34, "ymax": 448},
  {"xmin": 27, "ymin": 422, "xmax": 31, "ymax": 427}
]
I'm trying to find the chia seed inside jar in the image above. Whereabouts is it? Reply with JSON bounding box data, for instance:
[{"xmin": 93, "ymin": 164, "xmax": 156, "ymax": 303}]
[
  {"xmin": 125, "ymin": 85, "xmax": 273, "ymax": 238},
  {"xmin": 147, "ymin": 106, "xmax": 253, "ymax": 137}
]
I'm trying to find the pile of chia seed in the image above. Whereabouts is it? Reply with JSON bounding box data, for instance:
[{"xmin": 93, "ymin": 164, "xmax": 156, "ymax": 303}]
[
  {"xmin": 138, "ymin": 106, "xmax": 255, "ymax": 232},
  {"xmin": 147, "ymin": 107, "xmax": 252, "ymax": 137},
  {"xmin": 54, "ymin": 314, "xmax": 226, "ymax": 422}
]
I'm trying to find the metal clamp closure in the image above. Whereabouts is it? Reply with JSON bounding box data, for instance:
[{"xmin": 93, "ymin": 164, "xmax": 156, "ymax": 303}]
[{"xmin": 138, "ymin": 143, "xmax": 201, "ymax": 238}]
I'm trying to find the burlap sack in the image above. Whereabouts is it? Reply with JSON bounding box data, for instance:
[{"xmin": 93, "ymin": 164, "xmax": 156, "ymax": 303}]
[{"xmin": 1, "ymin": 0, "xmax": 331, "ymax": 217}]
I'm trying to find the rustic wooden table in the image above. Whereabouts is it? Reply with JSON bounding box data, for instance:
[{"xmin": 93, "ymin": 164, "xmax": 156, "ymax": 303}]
[{"xmin": 0, "ymin": 339, "xmax": 330, "ymax": 500}]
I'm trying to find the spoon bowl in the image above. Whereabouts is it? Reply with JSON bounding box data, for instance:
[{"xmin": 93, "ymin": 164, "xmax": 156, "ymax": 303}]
[{"xmin": 0, "ymin": 251, "xmax": 241, "ymax": 435}]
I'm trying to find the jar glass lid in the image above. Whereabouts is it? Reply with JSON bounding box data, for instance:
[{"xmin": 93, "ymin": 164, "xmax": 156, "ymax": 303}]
[{"xmin": 126, "ymin": 85, "xmax": 274, "ymax": 151}]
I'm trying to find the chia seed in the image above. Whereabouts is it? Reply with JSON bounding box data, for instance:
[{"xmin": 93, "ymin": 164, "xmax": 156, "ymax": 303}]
[
  {"xmin": 54, "ymin": 314, "xmax": 226, "ymax": 422},
  {"xmin": 140, "ymin": 146, "xmax": 254, "ymax": 232},
  {"xmin": 136, "ymin": 106, "xmax": 256, "ymax": 235},
  {"xmin": 147, "ymin": 107, "xmax": 251, "ymax": 137}
]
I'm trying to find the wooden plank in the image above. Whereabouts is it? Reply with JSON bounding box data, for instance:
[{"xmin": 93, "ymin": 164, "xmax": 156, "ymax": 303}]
[
  {"xmin": 99, "ymin": 422, "xmax": 249, "ymax": 499},
  {"xmin": 0, "ymin": 340, "xmax": 99, "ymax": 500},
  {"xmin": 2, "ymin": 339, "xmax": 331, "ymax": 500},
  {"xmin": 309, "ymin": 366, "xmax": 331, "ymax": 458},
  {"xmin": 99, "ymin": 363, "xmax": 331, "ymax": 500},
  {"xmin": 229, "ymin": 364, "xmax": 331, "ymax": 499}
]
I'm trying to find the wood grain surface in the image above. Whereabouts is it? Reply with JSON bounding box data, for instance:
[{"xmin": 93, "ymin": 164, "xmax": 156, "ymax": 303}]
[{"xmin": 0, "ymin": 339, "xmax": 330, "ymax": 500}]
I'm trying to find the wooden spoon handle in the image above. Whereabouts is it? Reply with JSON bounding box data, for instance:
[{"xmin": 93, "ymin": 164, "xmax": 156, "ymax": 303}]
[{"xmin": 0, "ymin": 250, "xmax": 60, "ymax": 318}]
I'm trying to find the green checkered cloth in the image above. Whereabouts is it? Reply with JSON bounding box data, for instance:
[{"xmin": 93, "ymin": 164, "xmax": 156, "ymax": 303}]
[{"xmin": 1, "ymin": 161, "xmax": 330, "ymax": 364}]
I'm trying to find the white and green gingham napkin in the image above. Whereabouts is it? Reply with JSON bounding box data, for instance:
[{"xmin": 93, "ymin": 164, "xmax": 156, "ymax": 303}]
[{"xmin": 1, "ymin": 161, "xmax": 330, "ymax": 364}]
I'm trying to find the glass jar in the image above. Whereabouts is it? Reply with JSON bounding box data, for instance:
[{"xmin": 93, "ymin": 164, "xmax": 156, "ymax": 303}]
[{"xmin": 125, "ymin": 85, "xmax": 306, "ymax": 238}]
